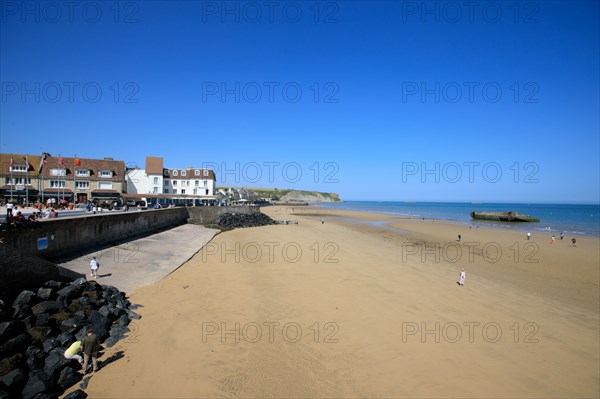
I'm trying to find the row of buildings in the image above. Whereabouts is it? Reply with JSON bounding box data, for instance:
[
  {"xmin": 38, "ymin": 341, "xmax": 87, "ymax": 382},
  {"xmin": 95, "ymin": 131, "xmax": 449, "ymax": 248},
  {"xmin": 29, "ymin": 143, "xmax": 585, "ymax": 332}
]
[{"xmin": 0, "ymin": 153, "xmax": 218, "ymax": 206}]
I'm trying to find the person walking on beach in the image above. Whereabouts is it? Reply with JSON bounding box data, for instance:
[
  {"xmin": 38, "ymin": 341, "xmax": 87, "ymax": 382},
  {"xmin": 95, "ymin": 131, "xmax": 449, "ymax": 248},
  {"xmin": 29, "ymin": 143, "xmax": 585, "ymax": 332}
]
[
  {"xmin": 90, "ymin": 256, "xmax": 100, "ymax": 279},
  {"xmin": 82, "ymin": 328, "xmax": 100, "ymax": 374},
  {"xmin": 457, "ymin": 234, "xmax": 461, "ymax": 242},
  {"xmin": 458, "ymin": 268, "xmax": 466, "ymax": 286},
  {"xmin": 551, "ymin": 235, "xmax": 556, "ymax": 244},
  {"xmin": 527, "ymin": 232, "xmax": 531, "ymax": 240},
  {"xmin": 64, "ymin": 340, "xmax": 84, "ymax": 366},
  {"xmin": 571, "ymin": 237, "xmax": 577, "ymax": 247}
]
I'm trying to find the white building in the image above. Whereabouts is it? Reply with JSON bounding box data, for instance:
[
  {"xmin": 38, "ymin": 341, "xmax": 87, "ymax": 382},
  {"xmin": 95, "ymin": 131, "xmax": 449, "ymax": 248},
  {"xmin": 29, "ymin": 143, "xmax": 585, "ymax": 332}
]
[
  {"xmin": 125, "ymin": 156, "xmax": 165, "ymax": 195},
  {"xmin": 125, "ymin": 156, "xmax": 216, "ymax": 199},
  {"xmin": 164, "ymin": 167, "xmax": 215, "ymax": 196}
]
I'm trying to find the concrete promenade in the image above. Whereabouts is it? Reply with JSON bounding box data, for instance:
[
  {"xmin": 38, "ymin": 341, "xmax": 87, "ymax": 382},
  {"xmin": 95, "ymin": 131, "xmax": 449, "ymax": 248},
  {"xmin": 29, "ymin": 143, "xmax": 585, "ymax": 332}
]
[{"xmin": 55, "ymin": 224, "xmax": 219, "ymax": 294}]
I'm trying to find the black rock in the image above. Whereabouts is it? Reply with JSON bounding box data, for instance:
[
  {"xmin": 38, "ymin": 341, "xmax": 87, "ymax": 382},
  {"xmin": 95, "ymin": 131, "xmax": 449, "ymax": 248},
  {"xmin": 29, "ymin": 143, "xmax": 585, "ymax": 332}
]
[
  {"xmin": 21, "ymin": 369, "xmax": 53, "ymax": 399},
  {"xmin": 42, "ymin": 337, "xmax": 58, "ymax": 353},
  {"xmin": 0, "ymin": 368, "xmax": 26, "ymax": 393},
  {"xmin": 64, "ymin": 389, "xmax": 87, "ymax": 399},
  {"xmin": 56, "ymin": 286, "xmax": 79, "ymax": 301},
  {"xmin": 59, "ymin": 316, "xmax": 87, "ymax": 334},
  {"xmin": 78, "ymin": 297, "xmax": 92, "ymax": 307},
  {"xmin": 0, "ymin": 352, "xmax": 26, "ymax": 376},
  {"xmin": 104, "ymin": 324, "xmax": 130, "ymax": 347},
  {"xmin": 71, "ymin": 278, "xmax": 87, "ymax": 287},
  {"xmin": 30, "ymin": 393, "xmax": 57, "ymax": 399},
  {"xmin": 35, "ymin": 313, "xmax": 50, "ymax": 327},
  {"xmin": 0, "ymin": 333, "xmax": 30, "ymax": 358},
  {"xmin": 57, "ymin": 366, "xmax": 82, "ymax": 391},
  {"xmin": 98, "ymin": 305, "xmax": 111, "ymax": 319},
  {"xmin": 27, "ymin": 326, "xmax": 53, "ymax": 346},
  {"xmin": 0, "ymin": 391, "xmax": 9, "ymax": 399},
  {"xmin": 44, "ymin": 281, "xmax": 64, "ymax": 289},
  {"xmin": 126, "ymin": 309, "xmax": 141, "ymax": 320},
  {"xmin": 0, "ymin": 300, "xmax": 6, "ymax": 321},
  {"xmin": 37, "ymin": 288, "xmax": 54, "ymax": 301},
  {"xmin": 115, "ymin": 314, "xmax": 130, "ymax": 327},
  {"xmin": 0, "ymin": 320, "xmax": 25, "ymax": 341},
  {"xmin": 23, "ymin": 315, "xmax": 36, "ymax": 329},
  {"xmin": 12, "ymin": 290, "xmax": 37, "ymax": 309},
  {"xmin": 26, "ymin": 345, "xmax": 46, "ymax": 371},
  {"xmin": 86, "ymin": 311, "xmax": 111, "ymax": 339},
  {"xmin": 31, "ymin": 301, "xmax": 61, "ymax": 316},
  {"xmin": 55, "ymin": 332, "xmax": 74, "ymax": 347},
  {"xmin": 55, "ymin": 295, "xmax": 70, "ymax": 310},
  {"xmin": 13, "ymin": 304, "xmax": 32, "ymax": 320},
  {"xmin": 44, "ymin": 349, "xmax": 70, "ymax": 381}
]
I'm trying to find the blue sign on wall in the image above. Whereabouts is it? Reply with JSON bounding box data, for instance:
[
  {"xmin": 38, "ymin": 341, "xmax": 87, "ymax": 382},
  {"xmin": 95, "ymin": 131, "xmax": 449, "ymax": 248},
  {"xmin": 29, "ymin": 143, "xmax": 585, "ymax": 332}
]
[{"xmin": 38, "ymin": 237, "xmax": 48, "ymax": 250}]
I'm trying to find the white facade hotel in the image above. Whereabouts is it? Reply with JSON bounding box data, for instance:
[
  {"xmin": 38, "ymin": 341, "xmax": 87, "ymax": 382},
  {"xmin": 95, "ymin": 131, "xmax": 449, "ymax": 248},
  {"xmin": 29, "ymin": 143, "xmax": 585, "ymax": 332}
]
[{"xmin": 125, "ymin": 156, "xmax": 216, "ymax": 198}]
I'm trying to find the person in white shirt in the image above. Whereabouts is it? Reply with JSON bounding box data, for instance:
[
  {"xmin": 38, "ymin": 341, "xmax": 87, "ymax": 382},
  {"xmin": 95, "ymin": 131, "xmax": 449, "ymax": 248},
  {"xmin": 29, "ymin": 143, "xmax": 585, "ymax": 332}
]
[
  {"xmin": 90, "ymin": 257, "xmax": 100, "ymax": 279},
  {"xmin": 458, "ymin": 268, "xmax": 466, "ymax": 286},
  {"xmin": 6, "ymin": 202, "xmax": 14, "ymax": 219}
]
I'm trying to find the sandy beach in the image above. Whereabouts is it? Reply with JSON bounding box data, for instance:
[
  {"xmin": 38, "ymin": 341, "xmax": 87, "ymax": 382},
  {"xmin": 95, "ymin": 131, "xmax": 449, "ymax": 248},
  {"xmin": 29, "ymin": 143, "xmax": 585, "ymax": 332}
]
[{"xmin": 70, "ymin": 206, "xmax": 600, "ymax": 398}]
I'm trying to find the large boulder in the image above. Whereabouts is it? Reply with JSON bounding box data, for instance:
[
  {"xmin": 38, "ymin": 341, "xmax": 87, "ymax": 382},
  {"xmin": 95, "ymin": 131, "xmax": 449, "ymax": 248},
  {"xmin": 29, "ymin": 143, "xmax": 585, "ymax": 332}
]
[
  {"xmin": 31, "ymin": 301, "xmax": 61, "ymax": 316},
  {"xmin": 12, "ymin": 290, "xmax": 37, "ymax": 309},
  {"xmin": 43, "ymin": 349, "xmax": 70, "ymax": 382},
  {"xmin": 13, "ymin": 304, "xmax": 32, "ymax": 320},
  {"xmin": 25, "ymin": 345, "xmax": 46, "ymax": 371},
  {"xmin": 64, "ymin": 389, "xmax": 87, "ymax": 399},
  {"xmin": 0, "ymin": 333, "xmax": 30, "ymax": 359},
  {"xmin": 57, "ymin": 366, "xmax": 81, "ymax": 391},
  {"xmin": 21, "ymin": 369, "xmax": 53, "ymax": 399},
  {"xmin": 56, "ymin": 286, "xmax": 80, "ymax": 301},
  {"xmin": 36, "ymin": 287, "xmax": 55, "ymax": 301},
  {"xmin": 27, "ymin": 326, "xmax": 53, "ymax": 346},
  {"xmin": 35, "ymin": 313, "xmax": 50, "ymax": 327},
  {"xmin": 0, "ymin": 368, "xmax": 26, "ymax": 393},
  {"xmin": 0, "ymin": 320, "xmax": 25, "ymax": 341}
]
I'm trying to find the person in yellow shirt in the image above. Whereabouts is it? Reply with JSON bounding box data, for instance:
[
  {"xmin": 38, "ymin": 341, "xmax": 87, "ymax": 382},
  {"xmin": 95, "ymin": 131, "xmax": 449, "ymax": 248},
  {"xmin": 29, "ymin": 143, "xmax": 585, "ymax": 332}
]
[{"xmin": 64, "ymin": 340, "xmax": 84, "ymax": 365}]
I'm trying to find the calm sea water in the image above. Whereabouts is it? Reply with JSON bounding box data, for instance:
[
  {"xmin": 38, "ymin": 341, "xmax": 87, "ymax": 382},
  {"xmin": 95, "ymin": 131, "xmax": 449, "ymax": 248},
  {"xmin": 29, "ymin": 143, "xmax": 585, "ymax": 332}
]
[{"xmin": 317, "ymin": 201, "xmax": 600, "ymax": 237}]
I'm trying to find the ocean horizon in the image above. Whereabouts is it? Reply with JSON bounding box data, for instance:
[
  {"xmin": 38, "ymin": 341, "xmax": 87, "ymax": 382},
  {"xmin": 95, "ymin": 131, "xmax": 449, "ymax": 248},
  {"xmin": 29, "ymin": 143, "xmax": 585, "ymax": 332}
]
[{"xmin": 317, "ymin": 201, "xmax": 600, "ymax": 237}]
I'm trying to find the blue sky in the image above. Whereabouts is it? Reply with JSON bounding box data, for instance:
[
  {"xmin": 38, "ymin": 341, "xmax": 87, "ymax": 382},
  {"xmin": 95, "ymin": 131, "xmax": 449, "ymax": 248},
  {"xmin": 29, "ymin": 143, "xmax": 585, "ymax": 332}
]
[{"xmin": 1, "ymin": 0, "xmax": 598, "ymax": 203}]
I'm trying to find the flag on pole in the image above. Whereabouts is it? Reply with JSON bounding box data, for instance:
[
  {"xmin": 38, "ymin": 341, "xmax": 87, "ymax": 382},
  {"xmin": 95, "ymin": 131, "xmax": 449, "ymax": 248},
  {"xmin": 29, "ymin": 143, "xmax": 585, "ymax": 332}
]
[
  {"xmin": 58, "ymin": 157, "xmax": 65, "ymax": 166},
  {"xmin": 74, "ymin": 156, "xmax": 81, "ymax": 167},
  {"xmin": 9, "ymin": 157, "xmax": 14, "ymax": 167}
]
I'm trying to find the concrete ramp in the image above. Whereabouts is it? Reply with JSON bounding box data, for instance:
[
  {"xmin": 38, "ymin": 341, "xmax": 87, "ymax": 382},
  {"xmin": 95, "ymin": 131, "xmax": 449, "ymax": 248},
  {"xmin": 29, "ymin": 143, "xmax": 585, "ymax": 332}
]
[{"xmin": 56, "ymin": 224, "xmax": 219, "ymax": 294}]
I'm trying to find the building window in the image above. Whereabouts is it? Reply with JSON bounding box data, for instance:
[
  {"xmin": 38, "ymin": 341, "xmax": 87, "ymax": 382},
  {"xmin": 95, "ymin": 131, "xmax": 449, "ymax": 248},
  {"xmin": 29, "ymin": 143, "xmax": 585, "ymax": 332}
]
[
  {"xmin": 173, "ymin": 181, "xmax": 177, "ymax": 186},
  {"xmin": 163, "ymin": 189, "xmax": 169, "ymax": 194},
  {"xmin": 182, "ymin": 170, "xmax": 186, "ymax": 176},
  {"xmin": 195, "ymin": 180, "xmax": 199, "ymax": 186},
  {"xmin": 205, "ymin": 189, "xmax": 209, "ymax": 195},
  {"xmin": 181, "ymin": 189, "xmax": 185, "ymax": 194},
  {"xmin": 99, "ymin": 170, "xmax": 112, "ymax": 178},
  {"xmin": 5, "ymin": 177, "xmax": 30, "ymax": 185},
  {"xmin": 153, "ymin": 187, "xmax": 158, "ymax": 194},
  {"xmin": 50, "ymin": 180, "xmax": 66, "ymax": 188},
  {"xmin": 153, "ymin": 177, "xmax": 159, "ymax": 184},
  {"xmin": 203, "ymin": 170, "xmax": 208, "ymax": 176},
  {"xmin": 10, "ymin": 165, "xmax": 27, "ymax": 172},
  {"xmin": 50, "ymin": 168, "xmax": 66, "ymax": 176},
  {"xmin": 164, "ymin": 179, "xmax": 169, "ymax": 185},
  {"xmin": 76, "ymin": 169, "xmax": 89, "ymax": 177},
  {"xmin": 203, "ymin": 180, "xmax": 207, "ymax": 187},
  {"xmin": 75, "ymin": 181, "xmax": 90, "ymax": 189},
  {"xmin": 173, "ymin": 189, "xmax": 177, "ymax": 194},
  {"xmin": 193, "ymin": 189, "xmax": 197, "ymax": 195},
  {"xmin": 99, "ymin": 182, "xmax": 112, "ymax": 190},
  {"xmin": 196, "ymin": 170, "xmax": 201, "ymax": 176},
  {"xmin": 173, "ymin": 170, "xmax": 178, "ymax": 176}
]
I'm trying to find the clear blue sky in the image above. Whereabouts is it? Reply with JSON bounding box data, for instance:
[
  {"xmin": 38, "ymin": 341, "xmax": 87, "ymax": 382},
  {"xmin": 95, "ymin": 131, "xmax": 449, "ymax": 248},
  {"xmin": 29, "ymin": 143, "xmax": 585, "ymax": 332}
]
[{"xmin": 1, "ymin": 1, "xmax": 598, "ymax": 203}]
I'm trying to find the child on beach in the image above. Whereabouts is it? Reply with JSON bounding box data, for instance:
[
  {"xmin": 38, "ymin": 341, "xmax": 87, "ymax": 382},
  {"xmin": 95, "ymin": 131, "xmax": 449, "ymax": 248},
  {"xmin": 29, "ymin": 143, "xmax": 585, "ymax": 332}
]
[
  {"xmin": 551, "ymin": 235, "xmax": 556, "ymax": 244},
  {"xmin": 458, "ymin": 268, "xmax": 465, "ymax": 286},
  {"xmin": 90, "ymin": 256, "xmax": 100, "ymax": 279}
]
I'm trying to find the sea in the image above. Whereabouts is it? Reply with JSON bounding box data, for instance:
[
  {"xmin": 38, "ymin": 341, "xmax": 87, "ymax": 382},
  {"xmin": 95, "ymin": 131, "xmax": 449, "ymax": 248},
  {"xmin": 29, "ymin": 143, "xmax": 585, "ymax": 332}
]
[{"xmin": 316, "ymin": 201, "xmax": 600, "ymax": 237}]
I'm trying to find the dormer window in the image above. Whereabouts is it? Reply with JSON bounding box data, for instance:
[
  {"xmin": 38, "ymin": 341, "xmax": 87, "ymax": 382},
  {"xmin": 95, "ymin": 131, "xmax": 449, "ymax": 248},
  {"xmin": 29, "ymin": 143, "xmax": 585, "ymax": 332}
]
[
  {"xmin": 50, "ymin": 168, "xmax": 66, "ymax": 176},
  {"xmin": 173, "ymin": 170, "xmax": 178, "ymax": 176},
  {"xmin": 195, "ymin": 170, "xmax": 200, "ymax": 176},
  {"xmin": 99, "ymin": 170, "xmax": 112, "ymax": 178},
  {"xmin": 10, "ymin": 165, "xmax": 27, "ymax": 172},
  {"xmin": 182, "ymin": 170, "xmax": 186, "ymax": 176},
  {"xmin": 76, "ymin": 169, "xmax": 90, "ymax": 177},
  {"xmin": 203, "ymin": 170, "xmax": 208, "ymax": 177}
]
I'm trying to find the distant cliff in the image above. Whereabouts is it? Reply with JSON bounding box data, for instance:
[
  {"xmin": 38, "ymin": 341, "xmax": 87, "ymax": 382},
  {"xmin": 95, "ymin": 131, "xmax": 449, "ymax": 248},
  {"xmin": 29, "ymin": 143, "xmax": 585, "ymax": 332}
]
[{"xmin": 278, "ymin": 190, "xmax": 341, "ymax": 203}]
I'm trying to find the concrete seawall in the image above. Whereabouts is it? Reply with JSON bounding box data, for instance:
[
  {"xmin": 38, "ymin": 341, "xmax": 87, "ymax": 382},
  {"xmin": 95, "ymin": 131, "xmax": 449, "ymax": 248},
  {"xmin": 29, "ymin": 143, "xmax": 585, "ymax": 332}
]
[{"xmin": 0, "ymin": 206, "xmax": 261, "ymax": 302}]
